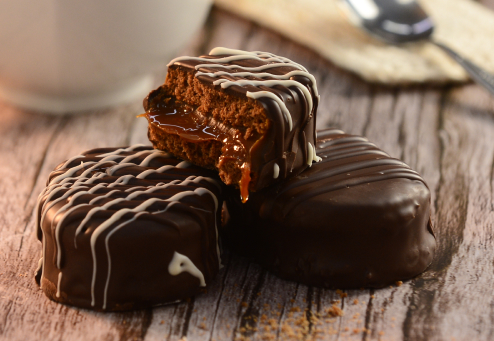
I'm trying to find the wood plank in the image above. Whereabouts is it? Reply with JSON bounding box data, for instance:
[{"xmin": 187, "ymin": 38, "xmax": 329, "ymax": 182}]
[
  {"xmin": 2, "ymin": 6, "xmax": 494, "ymax": 341},
  {"xmin": 0, "ymin": 102, "xmax": 146, "ymax": 341},
  {"xmin": 402, "ymin": 85, "xmax": 494, "ymax": 340}
]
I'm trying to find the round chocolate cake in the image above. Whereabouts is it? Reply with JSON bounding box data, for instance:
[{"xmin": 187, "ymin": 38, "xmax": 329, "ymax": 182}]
[
  {"xmin": 35, "ymin": 145, "xmax": 222, "ymax": 311},
  {"xmin": 142, "ymin": 47, "xmax": 320, "ymax": 202},
  {"xmin": 224, "ymin": 128, "xmax": 436, "ymax": 288}
]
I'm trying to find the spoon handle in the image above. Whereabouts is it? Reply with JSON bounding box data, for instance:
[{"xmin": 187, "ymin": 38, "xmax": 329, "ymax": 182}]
[{"xmin": 433, "ymin": 41, "xmax": 494, "ymax": 95}]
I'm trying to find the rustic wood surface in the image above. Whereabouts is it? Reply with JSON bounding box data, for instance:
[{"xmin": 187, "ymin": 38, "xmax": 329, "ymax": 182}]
[{"xmin": 2, "ymin": 4, "xmax": 494, "ymax": 340}]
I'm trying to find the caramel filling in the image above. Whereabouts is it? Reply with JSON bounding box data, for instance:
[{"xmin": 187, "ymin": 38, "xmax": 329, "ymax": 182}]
[{"xmin": 142, "ymin": 98, "xmax": 260, "ymax": 203}]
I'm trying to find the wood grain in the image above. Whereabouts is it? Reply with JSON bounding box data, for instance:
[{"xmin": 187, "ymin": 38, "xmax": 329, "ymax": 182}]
[{"xmin": 2, "ymin": 4, "xmax": 494, "ymax": 341}]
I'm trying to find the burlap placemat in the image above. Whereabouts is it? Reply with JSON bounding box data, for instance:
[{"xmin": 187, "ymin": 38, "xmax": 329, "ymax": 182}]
[{"xmin": 213, "ymin": 0, "xmax": 494, "ymax": 84}]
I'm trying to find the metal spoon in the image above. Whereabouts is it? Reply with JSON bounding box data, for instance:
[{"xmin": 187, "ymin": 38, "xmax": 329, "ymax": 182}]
[{"xmin": 340, "ymin": 0, "xmax": 494, "ymax": 95}]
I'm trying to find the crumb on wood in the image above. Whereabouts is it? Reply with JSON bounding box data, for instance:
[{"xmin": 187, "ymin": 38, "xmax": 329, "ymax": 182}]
[
  {"xmin": 240, "ymin": 298, "xmax": 348, "ymax": 340},
  {"xmin": 336, "ymin": 289, "xmax": 348, "ymax": 298},
  {"xmin": 268, "ymin": 319, "xmax": 277, "ymax": 328},
  {"xmin": 327, "ymin": 304, "xmax": 344, "ymax": 317}
]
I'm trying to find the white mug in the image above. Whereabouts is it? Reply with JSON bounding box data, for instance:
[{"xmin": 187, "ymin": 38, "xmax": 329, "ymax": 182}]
[{"xmin": 0, "ymin": 0, "xmax": 211, "ymax": 114}]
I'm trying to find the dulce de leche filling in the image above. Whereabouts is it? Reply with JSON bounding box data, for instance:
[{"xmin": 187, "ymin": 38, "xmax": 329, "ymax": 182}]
[{"xmin": 141, "ymin": 97, "xmax": 261, "ymax": 203}]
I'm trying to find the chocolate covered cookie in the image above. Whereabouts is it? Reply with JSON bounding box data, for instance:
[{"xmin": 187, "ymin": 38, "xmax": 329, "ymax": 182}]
[
  {"xmin": 35, "ymin": 145, "xmax": 222, "ymax": 311},
  {"xmin": 141, "ymin": 47, "xmax": 319, "ymax": 202},
  {"xmin": 224, "ymin": 128, "xmax": 436, "ymax": 288}
]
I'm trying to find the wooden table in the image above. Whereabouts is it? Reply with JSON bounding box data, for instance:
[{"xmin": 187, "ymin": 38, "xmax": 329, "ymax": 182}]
[{"xmin": 2, "ymin": 6, "xmax": 494, "ymax": 341}]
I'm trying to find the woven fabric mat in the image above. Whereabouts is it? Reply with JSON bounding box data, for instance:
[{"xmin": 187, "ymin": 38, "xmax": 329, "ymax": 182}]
[{"xmin": 213, "ymin": 0, "xmax": 494, "ymax": 84}]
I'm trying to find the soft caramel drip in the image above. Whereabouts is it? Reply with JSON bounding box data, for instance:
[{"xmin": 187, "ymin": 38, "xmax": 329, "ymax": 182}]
[
  {"xmin": 142, "ymin": 98, "xmax": 260, "ymax": 201},
  {"xmin": 239, "ymin": 163, "xmax": 251, "ymax": 203}
]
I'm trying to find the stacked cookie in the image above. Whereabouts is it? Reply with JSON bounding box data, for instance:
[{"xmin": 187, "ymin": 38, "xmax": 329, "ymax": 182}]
[{"xmin": 35, "ymin": 48, "xmax": 435, "ymax": 311}]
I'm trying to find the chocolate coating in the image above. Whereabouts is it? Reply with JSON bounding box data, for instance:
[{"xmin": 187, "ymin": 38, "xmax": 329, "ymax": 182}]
[
  {"xmin": 143, "ymin": 48, "xmax": 319, "ymax": 201},
  {"xmin": 35, "ymin": 145, "xmax": 222, "ymax": 311},
  {"xmin": 224, "ymin": 128, "xmax": 436, "ymax": 288}
]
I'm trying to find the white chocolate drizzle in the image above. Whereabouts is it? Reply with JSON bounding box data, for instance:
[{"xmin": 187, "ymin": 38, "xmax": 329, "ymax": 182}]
[
  {"xmin": 168, "ymin": 252, "xmax": 206, "ymax": 287},
  {"xmin": 168, "ymin": 48, "xmax": 320, "ymax": 133},
  {"xmin": 169, "ymin": 50, "xmax": 307, "ymax": 72},
  {"xmin": 56, "ymin": 272, "xmax": 62, "ymax": 298},
  {"xmin": 273, "ymin": 163, "xmax": 280, "ymax": 179},
  {"xmin": 307, "ymin": 142, "xmax": 322, "ymax": 166},
  {"xmin": 36, "ymin": 146, "xmax": 221, "ymax": 309},
  {"xmin": 196, "ymin": 70, "xmax": 318, "ymax": 101},
  {"xmin": 209, "ymin": 48, "xmax": 308, "ymax": 71},
  {"xmin": 36, "ymin": 257, "xmax": 43, "ymax": 276}
]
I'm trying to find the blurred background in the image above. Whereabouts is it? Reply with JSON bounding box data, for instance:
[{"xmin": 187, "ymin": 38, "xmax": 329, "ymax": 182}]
[{"xmin": 1, "ymin": 0, "xmax": 493, "ymax": 115}]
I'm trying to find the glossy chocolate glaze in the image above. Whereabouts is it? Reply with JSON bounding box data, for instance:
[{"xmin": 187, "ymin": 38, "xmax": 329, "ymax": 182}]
[
  {"xmin": 224, "ymin": 128, "xmax": 436, "ymax": 288},
  {"xmin": 35, "ymin": 145, "xmax": 222, "ymax": 311},
  {"xmin": 143, "ymin": 48, "xmax": 319, "ymax": 201}
]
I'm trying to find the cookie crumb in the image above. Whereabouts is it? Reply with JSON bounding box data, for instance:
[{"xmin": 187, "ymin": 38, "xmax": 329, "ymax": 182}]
[
  {"xmin": 336, "ymin": 289, "xmax": 348, "ymax": 298},
  {"xmin": 327, "ymin": 304, "xmax": 344, "ymax": 317}
]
